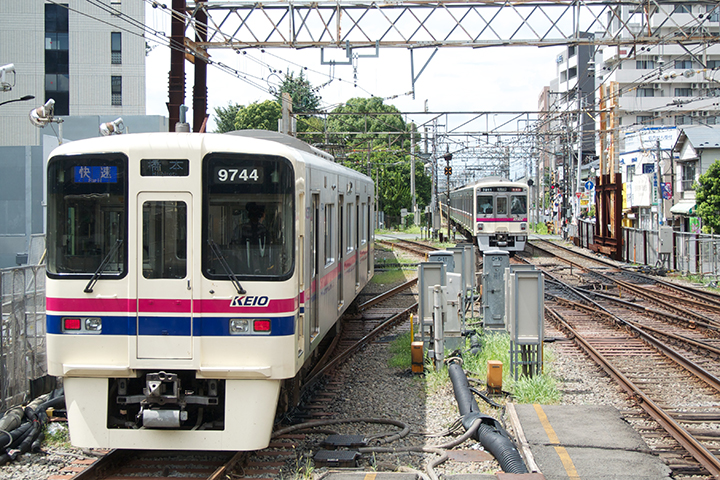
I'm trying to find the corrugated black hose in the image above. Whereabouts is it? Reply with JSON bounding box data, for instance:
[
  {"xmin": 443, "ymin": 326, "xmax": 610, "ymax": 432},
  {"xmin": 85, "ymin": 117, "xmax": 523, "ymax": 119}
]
[{"xmin": 448, "ymin": 359, "xmax": 528, "ymax": 474}]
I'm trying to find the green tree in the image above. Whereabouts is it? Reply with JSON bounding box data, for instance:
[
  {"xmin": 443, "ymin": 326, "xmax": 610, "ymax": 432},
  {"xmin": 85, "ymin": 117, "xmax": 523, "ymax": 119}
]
[
  {"xmin": 234, "ymin": 100, "xmax": 282, "ymax": 131},
  {"xmin": 327, "ymin": 98, "xmax": 430, "ymax": 221},
  {"xmin": 274, "ymin": 71, "xmax": 321, "ymax": 114},
  {"xmin": 696, "ymin": 160, "xmax": 720, "ymax": 233},
  {"xmin": 213, "ymin": 103, "xmax": 243, "ymax": 133}
]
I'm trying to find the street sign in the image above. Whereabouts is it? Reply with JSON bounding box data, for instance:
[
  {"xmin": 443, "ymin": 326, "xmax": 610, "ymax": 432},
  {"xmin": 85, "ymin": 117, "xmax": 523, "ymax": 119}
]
[
  {"xmin": 661, "ymin": 182, "xmax": 672, "ymax": 200},
  {"xmin": 585, "ymin": 180, "xmax": 594, "ymax": 191},
  {"xmin": 575, "ymin": 192, "xmax": 582, "ymax": 198}
]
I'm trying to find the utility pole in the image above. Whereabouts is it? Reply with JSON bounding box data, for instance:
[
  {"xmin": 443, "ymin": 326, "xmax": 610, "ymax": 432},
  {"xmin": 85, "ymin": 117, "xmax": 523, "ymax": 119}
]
[
  {"xmin": 411, "ymin": 123, "xmax": 417, "ymax": 225},
  {"xmin": 656, "ymin": 140, "xmax": 663, "ymax": 227}
]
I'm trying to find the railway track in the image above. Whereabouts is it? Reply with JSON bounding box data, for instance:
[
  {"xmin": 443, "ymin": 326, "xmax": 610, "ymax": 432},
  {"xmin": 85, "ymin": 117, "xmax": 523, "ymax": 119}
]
[
  {"xmin": 524, "ymin": 239, "xmax": 720, "ymax": 477},
  {"xmin": 65, "ymin": 277, "xmax": 420, "ymax": 480}
]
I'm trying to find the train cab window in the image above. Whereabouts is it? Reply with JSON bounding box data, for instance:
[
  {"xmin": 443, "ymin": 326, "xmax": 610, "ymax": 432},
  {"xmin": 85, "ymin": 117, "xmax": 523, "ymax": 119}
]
[
  {"xmin": 203, "ymin": 154, "xmax": 294, "ymax": 280},
  {"xmin": 496, "ymin": 197, "xmax": 508, "ymax": 216},
  {"xmin": 46, "ymin": 155, "xmax": 127, "ymax": 278},
  {"xmin": 142, "ymin": 201, "xmax": 187, "ymax": 279},
  {"xmin": 477, "ymin": 195, "xmax": 493, "ymax": 215},
  {"xmin": 511, "ymin": 195, "xmax": 527, "ymax": 216}
]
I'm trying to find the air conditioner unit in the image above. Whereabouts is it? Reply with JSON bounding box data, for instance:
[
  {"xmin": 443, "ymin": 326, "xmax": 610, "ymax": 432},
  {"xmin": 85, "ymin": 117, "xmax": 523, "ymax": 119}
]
[
  {"xmin": 691, "ymin": 83, "xmax": 701, "ymax": 89},
  {"xmin": 701, "ymin": 111, "xmax": 710, "ymax": 117},
  {"xmin": 653, "ymin": 111, "xmax": 662, "ymax": 117},
  {"xmin": 691, "ymin": 111, "xmax": 699, "ymax": 117},
  {"xmin": 654, "ymin": 83, "xmax": 662, "ymax": 89}
]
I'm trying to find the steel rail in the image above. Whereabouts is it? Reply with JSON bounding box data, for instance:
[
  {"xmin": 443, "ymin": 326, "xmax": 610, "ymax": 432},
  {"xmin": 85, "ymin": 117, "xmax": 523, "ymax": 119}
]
[
  {"xmin": 357, "ymin": 277, "xmax": 418, "ymax": 312},
  {"xmin": 546, "ymin": 306, "xmax": 720, "ymax": 478}
]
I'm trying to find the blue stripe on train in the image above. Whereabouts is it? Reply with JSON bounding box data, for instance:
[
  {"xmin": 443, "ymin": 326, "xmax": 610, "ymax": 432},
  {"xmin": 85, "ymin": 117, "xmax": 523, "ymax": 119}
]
[{"xmin": 46, "ymin": 315, "xmax": 295, "ymax": 336}]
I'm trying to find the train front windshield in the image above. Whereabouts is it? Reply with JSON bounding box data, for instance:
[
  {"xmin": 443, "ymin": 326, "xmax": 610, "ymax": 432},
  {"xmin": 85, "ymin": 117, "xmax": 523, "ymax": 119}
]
[
  {"xmin": 203, "ymin": 154, "xmax": 294, "ymax": 281},
  {"xmin": 47, "ymin": 155, "xmax": 127, "ymax": 277}
]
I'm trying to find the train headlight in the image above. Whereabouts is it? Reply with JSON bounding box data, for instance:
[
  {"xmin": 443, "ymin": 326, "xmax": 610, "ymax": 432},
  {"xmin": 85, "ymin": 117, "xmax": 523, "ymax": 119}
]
[
  {"xmin": 477, "ymin": 223, "xmax": 484, "ymax": 231},
  {"xmin": 520, "ymin": 223, "xmax": 527, "ymax": 231},
  {"xmin": 229, "ymin": 319, "xmax": 249, "ymax": 334},
  {"xmin": 85, "ymin": 318, "xmax": 102, "ymax": 332}
]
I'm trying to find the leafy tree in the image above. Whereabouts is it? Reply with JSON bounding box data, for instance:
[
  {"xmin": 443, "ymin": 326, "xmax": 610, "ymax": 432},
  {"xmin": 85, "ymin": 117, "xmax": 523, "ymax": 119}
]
[
  {"xmin": 327, "ymin": 98, "xmax": 431, "ymax": 220},
  {"xmin": 213, "ymin": 103, "xmax": 242, "ymax": 133},
  {"xmin": 273, "ymin": 71, "xmax": 321, "ymax": 114},
  {"xmin": 695, "ymin": 160, "xmax": 720, "ymax": 233},
  {"xmin": 234, "ymin": 100, "xmax": 282, "ymax": 131}
]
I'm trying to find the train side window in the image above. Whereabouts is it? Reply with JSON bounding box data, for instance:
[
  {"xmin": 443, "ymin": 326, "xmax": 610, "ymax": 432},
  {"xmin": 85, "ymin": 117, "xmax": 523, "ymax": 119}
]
[
  {"xmin": 477, "ymin": 195, "xmax": 493, "ymax": 215},
  {"xmin": 496, "ymin": 197, "xmax": 508, "ymax": 216},
  {"xmin": 325, "ymin": 203, "xmax": 334, "ymax": 266},
  {"xmin": 346, "ymin": 203, "xmax": 353, "ymax": 253}
]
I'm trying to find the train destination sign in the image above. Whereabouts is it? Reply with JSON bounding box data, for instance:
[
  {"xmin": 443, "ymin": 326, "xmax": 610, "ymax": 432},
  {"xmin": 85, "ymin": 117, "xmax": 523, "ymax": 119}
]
[{"xmin": 141, "ymin": 159, "xmax": 189, "ymax": 177}]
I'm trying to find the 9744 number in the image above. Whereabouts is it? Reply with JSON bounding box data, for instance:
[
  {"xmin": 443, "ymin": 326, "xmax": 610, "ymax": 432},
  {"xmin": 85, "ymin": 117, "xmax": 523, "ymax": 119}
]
[{"xmin": 215, "ymin": 167, "xmax": 263, "ymax": 183}]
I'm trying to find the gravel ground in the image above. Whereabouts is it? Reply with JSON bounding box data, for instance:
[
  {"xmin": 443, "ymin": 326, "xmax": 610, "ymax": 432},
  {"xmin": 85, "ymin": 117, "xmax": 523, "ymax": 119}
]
[{"xmin": 0, "ymin": 240, "xmax": 697, "ymax": 479}]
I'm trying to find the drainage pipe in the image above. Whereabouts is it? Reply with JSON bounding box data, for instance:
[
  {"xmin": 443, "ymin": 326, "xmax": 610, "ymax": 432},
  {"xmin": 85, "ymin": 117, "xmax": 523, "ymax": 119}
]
[{"xmin": 447, "ymin": 359, "xmax": 528, "ymax": 474}]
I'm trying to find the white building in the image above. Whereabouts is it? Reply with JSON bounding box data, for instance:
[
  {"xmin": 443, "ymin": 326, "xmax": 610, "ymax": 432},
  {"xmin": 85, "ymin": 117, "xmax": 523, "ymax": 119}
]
[
  {"xmin": 598, "ymin": 3, "xmax": 720, "ymax": 132},
  {"xmin": 0, "ymin": 1, "xmax": 146, "ymax": 147}
]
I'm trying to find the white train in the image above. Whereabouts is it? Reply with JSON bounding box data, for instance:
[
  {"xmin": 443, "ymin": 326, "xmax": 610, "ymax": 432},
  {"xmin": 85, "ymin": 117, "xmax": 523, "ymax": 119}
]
[
  {"xmin": 447, "ymin": 177, "xmax": 528, "ymax": 253},
  {"xmin": 45, "ymin": 131, "xmax": 374, "ymax": 450}
]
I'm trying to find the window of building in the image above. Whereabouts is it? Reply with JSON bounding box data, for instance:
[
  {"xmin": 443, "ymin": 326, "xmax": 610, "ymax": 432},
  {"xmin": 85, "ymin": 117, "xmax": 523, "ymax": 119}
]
[
  {"xmin": 681, "ymin": 163, "xmax": 696, "ymax": 191},
  {"xmin": 674, "ymin": 88, "xmax": 692, "ymax": 97},
  {"xmin": 707, "ymin": 115, "xmax": 718, "ymax": 125},
  {"xmin": 673, "ymin": 5, "xmax": 691, "ymax": 14},
  {"xmin": 626, "ymin": 165, "xmax": 635, "ymax": 183},
  {"xmin": 642, "ymin": 164, "xmax": 655, "ymax": 174},
  {"xmin": 637, "ymin": 116, "xmax": 654, "ymax": 125},
  {"xmin": 560, "ymin": 70, "xmax": 567, "ymax": 82},
  {"xmin": 111, "ymin": 76, "xmax": 122, "ymax": 106},
  {"xmin": 111, "ymin": 32, "xmax": 122, "ymax": 64},
  {"xmin": 636, "ymin": 60, "xmax": 655, "ymax": 69},
  {"xmin": 637, "ymin": 88, "xmax": 655, "ymax": 97},
  {"xmin": 707, "ymin": 60, "xmax": 720, "ymax": 69},
  {"xmin": 568, "ymin": 67, "xmax": 577, "ymax": 79},
  {"xmin": 568, "ymin": 45, "xmax": 576, "ymax": 57},
  {"xmin": 45, "ymin": 3, "xmax": 69, "ymax": 116},
  {"xmin": 675, "ymin": 115, "xmax": 694, "ymax": 125},
  {"xmin": 675, "ymin": 60, "xmax": 693, "ymax": 69}
]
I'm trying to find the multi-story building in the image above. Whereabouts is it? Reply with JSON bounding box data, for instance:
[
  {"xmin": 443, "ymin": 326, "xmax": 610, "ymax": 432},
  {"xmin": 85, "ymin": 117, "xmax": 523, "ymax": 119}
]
[
  {"xmin": 0, "ymin": 1, "xmax": 150, "ymax": 267},
  {"xmin": 0, "ymin": 1, "xmax": 146, "ymax": 146},
  {"xmin": 597, "ymin": 3, "xmax": 720, "ymax": 231}
]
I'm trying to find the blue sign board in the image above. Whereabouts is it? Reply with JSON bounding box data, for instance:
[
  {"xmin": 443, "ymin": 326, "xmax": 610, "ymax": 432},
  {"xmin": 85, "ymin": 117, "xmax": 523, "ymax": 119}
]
[
  {"xmin": 74, "ymin": 166, "xmax": 118, "ymax": 183},
  {"xmin": 585, "ymin": 180, "xmax": 594, "ymax": 191}
]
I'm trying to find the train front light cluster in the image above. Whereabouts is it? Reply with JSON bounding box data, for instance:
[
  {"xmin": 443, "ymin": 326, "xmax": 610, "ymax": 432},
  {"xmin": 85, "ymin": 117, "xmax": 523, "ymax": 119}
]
[
  {"xmin": 229, "ymin": 319, "xmax": 272, "ymax": 335},
  {"xmin": 520, "ymin": 223, "xmax": 527, "ymax": 231},
  {"xmin": 477, "ymin": 223, "xmax": 484, "ymax": 231},
  {"xmin": 62, "ymin": 317, "xmax": 102, "ymax": 333}
]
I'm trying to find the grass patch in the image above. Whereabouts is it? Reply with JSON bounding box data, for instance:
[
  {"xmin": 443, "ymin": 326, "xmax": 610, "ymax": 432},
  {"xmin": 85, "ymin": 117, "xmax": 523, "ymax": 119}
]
[
  {"xmin": 371, "ymin": 269, "xmax": 407, "ymax": 285},
  {"xmin": 531, "ymin": 222, "xmax": 549, "ymax": 235},
  {"xmin": 388, "ymin": 331, "xmax": 413, "ymax": 368},
  {"xmin": 43, "ymin": 422, "xmax": 71, "ymax": 447}
]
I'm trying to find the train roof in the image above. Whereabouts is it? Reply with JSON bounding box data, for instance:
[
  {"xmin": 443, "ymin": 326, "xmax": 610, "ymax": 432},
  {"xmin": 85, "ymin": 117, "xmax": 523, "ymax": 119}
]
[
  {"xmin": 451, "ymin": 176, "xmax": 528, "ymax": 193},
  {"xmin": 225, "ymin": 130, "xmax": 335, "ymax": 162}
]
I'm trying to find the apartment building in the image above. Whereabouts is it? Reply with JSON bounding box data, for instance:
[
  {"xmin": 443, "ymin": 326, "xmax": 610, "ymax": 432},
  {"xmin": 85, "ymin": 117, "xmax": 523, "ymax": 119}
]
[{"xmin": 0, "ymin": 1, "xmax": 146, "ymax": 146}]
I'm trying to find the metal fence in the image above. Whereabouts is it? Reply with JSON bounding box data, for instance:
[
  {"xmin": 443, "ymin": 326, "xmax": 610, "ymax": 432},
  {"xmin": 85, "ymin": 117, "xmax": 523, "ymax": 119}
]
[
  {"xmin": 576, "ymin": 226, "xmax": 720, "ymax": 277},
  {"xmin": 0, "ymin": 265, "xmax": 46, "ymax": 412}
]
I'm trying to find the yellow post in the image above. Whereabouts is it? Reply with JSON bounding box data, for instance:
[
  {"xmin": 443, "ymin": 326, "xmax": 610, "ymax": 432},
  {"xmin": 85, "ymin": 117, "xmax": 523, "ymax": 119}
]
[{"xmin": 488, "ymin": 360, "xmax": 503, "ymax": 394}]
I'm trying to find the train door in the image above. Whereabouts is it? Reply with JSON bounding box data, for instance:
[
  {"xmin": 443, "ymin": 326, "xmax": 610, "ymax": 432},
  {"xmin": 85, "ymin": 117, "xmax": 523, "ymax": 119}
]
[
  {"xmin": 309, "ymin": 193, "xmax": 320, "ymax": 341},
  {"xmin": 136, "ymin": 192, "xmax": 193, "ymax": 359},
  {"xmin": 338, "ymin": 195, "xmax": 344, "ymax": 309}
]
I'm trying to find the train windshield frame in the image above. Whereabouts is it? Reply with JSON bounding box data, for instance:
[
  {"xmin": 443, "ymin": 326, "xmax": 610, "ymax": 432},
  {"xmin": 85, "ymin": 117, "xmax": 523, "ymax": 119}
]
[
  {"xmin": 202, "ymin": 153, "xmax": 295, "ymax": 282},
  {"xmin": 46, "ymin": 154, "xmax": 128, "ymax": 278}
]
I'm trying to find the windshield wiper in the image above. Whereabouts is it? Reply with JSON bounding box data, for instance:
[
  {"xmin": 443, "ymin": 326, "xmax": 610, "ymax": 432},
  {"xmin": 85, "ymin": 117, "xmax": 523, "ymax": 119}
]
[
  {"xmin": 207, "ymin": 239, "xmax": 246, "ymax": 295},
  {"xmin": 84, "ymin": 239, "xmax": 123, "ymax": 293}
]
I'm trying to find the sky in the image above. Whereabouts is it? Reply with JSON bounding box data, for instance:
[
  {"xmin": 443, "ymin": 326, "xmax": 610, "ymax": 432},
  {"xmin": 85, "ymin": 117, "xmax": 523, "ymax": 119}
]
[{"xmin": 143, "ymin": 4, "xmax": 564, "ymax": 133}]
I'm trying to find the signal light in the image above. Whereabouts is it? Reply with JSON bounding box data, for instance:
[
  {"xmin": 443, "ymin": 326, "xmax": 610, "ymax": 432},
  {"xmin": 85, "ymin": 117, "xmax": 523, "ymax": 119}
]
[{"xmin": 444, "ymin": 166, "xmax": 452, "ymax": 176}]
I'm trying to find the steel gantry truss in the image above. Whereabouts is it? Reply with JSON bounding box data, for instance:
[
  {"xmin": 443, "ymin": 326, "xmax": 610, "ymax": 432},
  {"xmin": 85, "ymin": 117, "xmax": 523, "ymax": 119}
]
[{"xmin": 190, "ymin": 0, "xmax": 720, "ymax": 50}]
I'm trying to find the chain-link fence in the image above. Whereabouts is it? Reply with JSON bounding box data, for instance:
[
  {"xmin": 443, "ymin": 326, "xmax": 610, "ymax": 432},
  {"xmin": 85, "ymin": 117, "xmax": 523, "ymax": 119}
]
[{"xmin": 0, "ymin": 264, "xmax": 46, "ymax": 413}]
